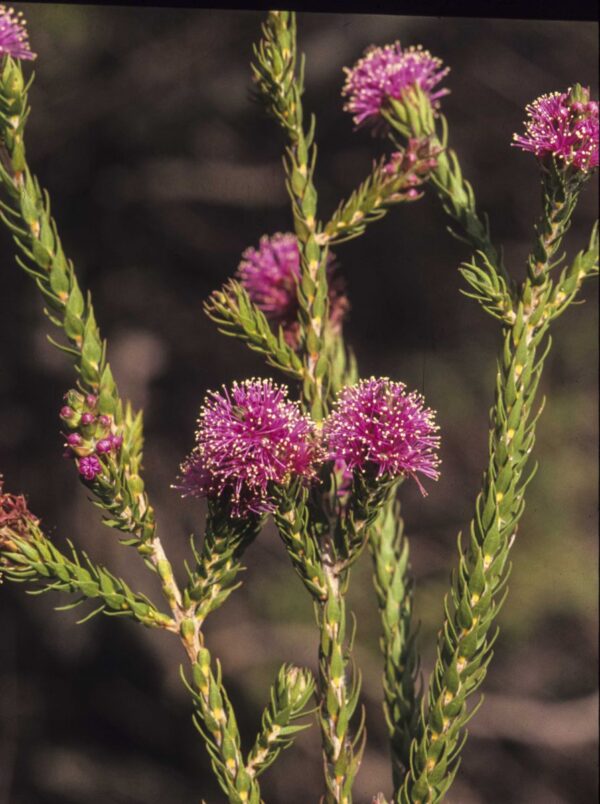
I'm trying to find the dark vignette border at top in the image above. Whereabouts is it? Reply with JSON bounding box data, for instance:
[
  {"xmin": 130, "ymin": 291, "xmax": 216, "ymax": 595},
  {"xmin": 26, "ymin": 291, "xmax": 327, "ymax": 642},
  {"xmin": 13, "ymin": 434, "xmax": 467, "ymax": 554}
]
[{"xmin": 19, "ymin": 0, "xmax": 600, "ymax": 24}]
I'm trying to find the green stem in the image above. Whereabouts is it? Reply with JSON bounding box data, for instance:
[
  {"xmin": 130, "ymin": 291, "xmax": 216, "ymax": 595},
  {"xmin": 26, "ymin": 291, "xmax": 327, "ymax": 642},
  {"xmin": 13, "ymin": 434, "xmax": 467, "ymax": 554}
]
[
  {"xmin": 369, "ymin": 495, "xmax": 420, "ymax": 788},
  {"xmin": 398, "ymin": 180, "xmax": 595, "ymax": 802},
  {"xmin": 0, "ymin": 57, "xmax": 155, "ymax": 546},
  {"xmin": 188, "ymin": 644, "xmax": 262, "ymax": 804},
  {"xmin": 246, "ymin": 663, "xmax": 315, "ymax": 779},
  {"xmin": 399, "ymin": 306, "xmax": 549, "ymax": 803},
  {"xmin": 0, "ymin": 59, "xmax": 261, "ymax": 800},
  {"xmin": 252, "ymin": 10, "xmax": 328, "ymax": 419},
  {"xmin": 317, "ymin": 566, "xmax": 363, "ymax": 804},
  {"xmin": 384, "ymin": 89, "xmax": 507, "ymax": 283}
]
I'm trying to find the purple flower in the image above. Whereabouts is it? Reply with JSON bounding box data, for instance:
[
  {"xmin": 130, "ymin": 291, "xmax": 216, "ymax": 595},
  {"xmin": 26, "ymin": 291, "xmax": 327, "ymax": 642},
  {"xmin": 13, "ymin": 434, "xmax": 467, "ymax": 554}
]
[
  {"xmin": 0, "ymin": 5, "xmax": 35, "ymax": 60},
  {"xmin": 177, "ymin": 379, "xmax": 323, "ymax": 517},
  {"xmin": 77, "ymin": 455, "xmax": 102, "ymax": 482},
  {"xmin": 324, "ymin": 377, "xmax": 440, "ymax": 493},
  {"xmin": 342, "ymin": 42, "xmax": 449, "ymax": 127},
  {"xmin": 236, "ymin": 233, "xmax": 348, "ymax": 347},
  {"xmin": 512, "ymin": 89, "xmax": 599, "ymax": 172}
]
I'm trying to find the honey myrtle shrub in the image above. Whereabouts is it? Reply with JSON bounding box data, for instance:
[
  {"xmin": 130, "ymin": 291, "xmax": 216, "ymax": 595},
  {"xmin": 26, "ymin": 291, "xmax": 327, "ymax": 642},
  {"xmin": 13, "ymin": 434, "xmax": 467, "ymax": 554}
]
[{"xmin": 0, "ymin": 8, "xmax": 597, "ymax": 804}]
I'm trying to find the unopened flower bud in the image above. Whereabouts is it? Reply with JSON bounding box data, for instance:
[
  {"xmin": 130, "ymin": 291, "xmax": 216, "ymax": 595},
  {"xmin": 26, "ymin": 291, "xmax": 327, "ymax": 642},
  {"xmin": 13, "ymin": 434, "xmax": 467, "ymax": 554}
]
[
  {"xmin": 77, "ymin": 455, "xmax": 102, "ymax": 481},
  {"xmin": 81, "ymin": 412, "xmax": 95, "ymax": 426},
  {"xmin": 283, "ymin": 665, "xmax": 315, "ymax": 711},
  {"xmin": 64, "ymin": 389, "xmax": 84, "ymax": 409},
  {"xmin": 96, "ymin": 438, "xmax": 112, "ymax": 454},
  {"xmin": 66, "ymin": 433, "xmax": 82, "ymax": 447}
]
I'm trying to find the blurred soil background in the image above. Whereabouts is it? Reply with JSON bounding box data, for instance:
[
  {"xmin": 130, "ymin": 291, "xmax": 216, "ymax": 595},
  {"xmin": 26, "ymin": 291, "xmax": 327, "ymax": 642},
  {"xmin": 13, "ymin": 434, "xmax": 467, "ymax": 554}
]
[{"xmin": 0, "ymin": 5, "xmax": 597, "ymax": 803}]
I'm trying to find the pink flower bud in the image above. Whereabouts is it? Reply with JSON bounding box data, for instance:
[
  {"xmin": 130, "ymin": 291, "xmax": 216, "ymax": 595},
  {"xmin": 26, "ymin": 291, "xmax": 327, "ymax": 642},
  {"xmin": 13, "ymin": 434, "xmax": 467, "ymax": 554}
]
[{"xmin": 77, "ymin": 455, "xmax": 102, "ymax": 481}]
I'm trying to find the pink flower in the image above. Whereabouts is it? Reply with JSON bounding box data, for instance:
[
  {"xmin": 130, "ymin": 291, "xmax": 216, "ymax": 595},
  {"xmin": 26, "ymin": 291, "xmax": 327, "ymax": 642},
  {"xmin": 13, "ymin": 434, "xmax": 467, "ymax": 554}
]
[
  {"xmin": 177, "ymin": 379, "xmax": 324, "ymax": 517},
  {"xmin": 324, "ymin": 377, "xmax": 440, "ymax": 493},
  {"xmin": 237, "ymin": 233, "xmax": 348, "ymax": 347},
  {"xmin": 342, "ymin": 42, "xmax": 449, "ymax": 127},
  {"xmin": 512, "ymin": 88, "xmax": 598, "ymax": 172},
  {"xmin": 0, "ymin": 5, "xmax": 35, "ymax": 60}
]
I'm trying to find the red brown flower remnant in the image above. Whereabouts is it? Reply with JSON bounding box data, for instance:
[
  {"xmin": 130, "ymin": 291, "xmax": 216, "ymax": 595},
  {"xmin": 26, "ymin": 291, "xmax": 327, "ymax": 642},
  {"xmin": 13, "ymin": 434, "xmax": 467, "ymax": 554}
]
[{"xmin": 0, "ymin": 475, "xmax": 38, "ymax": 576}]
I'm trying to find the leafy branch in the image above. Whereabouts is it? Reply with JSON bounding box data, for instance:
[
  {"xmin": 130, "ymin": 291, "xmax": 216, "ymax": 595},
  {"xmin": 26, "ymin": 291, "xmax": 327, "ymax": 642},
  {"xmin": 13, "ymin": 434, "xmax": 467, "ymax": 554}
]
[
  {"xmin": 184, "ymin": 501, "xmax": 262, "ymax": 628},
  {"xmin": 204, "ymin": 280, "xmax": 304, "ymax": 380},
  {"xmin": 252, "ymin": 10, "xmax": 328, "ymax": 419},
  {"xmin": 246, "ymin": 664, "xmax": 316, "ymax": 778},
  {"xmin": 369, "ymin": 493, "xmax": 420, "ymax": 788},
  {"xmin": 0, "ymin": 57, "xmax": 155, "ymax": 546},
  {"xmin": 1, "ymin": 515, "xmax": 174, "ymax": 629},
  {"xmin": 398, "ymin": 172, "xmax": 597, "ymax": 803},
  {"xmin": 0, "ymin": 55, "xmax": 277, "ymax": 801},
  {"xmin": 382, "ymin": 87, "xmax": 517, "ymax": 329},
  {"xmin": 321, "ymin": 139, "xmax": 439, "ymax": 246}
]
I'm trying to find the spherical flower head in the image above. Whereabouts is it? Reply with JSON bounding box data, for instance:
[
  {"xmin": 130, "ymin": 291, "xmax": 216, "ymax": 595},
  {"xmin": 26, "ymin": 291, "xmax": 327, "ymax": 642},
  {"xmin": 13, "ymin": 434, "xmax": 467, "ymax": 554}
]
[
  {"xmin": 342, "ymin": 42, "xmax": 449, "ymax": 127},
  {"xmin": 512, "ymin": 88, "xmax": 599, "ymax": 172},
  {"xmin": 0, "ymin": 5, "xmax": 36, "ymax": 60},
  {"xmin": 177, "ymin": 379, "xmax": 324, "ymax": 517},
  {"xmin": 237, "ymin": 233, "xmax": 348, "ymax": 347},
  {"xmin": 324, "ymin": 377, "xmax": 440, "ymax": 493}
]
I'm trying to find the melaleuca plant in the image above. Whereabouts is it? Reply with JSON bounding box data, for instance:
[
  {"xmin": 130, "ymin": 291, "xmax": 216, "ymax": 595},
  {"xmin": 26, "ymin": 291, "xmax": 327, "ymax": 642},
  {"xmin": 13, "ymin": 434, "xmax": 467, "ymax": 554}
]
[{"xmin": 0, "ymin": 8, "xmax": 597, "ymax": 804}]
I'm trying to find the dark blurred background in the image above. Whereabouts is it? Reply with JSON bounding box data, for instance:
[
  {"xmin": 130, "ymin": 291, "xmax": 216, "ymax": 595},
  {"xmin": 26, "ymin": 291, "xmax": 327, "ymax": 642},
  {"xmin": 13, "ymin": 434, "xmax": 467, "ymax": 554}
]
[{"xmin": 0, "ymin": 5, "xmax": 597, "ymax": 803}]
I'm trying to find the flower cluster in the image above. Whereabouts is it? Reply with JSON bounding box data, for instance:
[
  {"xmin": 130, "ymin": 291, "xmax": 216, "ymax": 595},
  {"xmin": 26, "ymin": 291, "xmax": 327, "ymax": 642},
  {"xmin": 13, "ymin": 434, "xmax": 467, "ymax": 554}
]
[
  {"xmin": 0, "ymin": 5, "xmax": 35, "ymax": 60},
  {"xmin": 342, "ymin": 42, "xmax": 449, "ymax": 127},
  {"xmin": 60, "ymin": 391, "xmax": 123, "ymax": 482},
  {"xmin": 324, "ymin": 377, "xmax": 440, "ymax": 493},
  {"xmin": 179, "ymin": 377, "xmax": 440, "ymax": 516},
  {"xmin": 381, "ymin": 137, "xmax": 441, "ymax": 201},
  {"xmin": 513, "ymin": 87, "xmax": 599, "ymax": 172},
  {"xmin": 177, "ymin": 379, "xmax": 324, "ymax": 517},
  {"xmin": 237, "ymin": 233, "xmax": 349, "ymax": 346}
]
